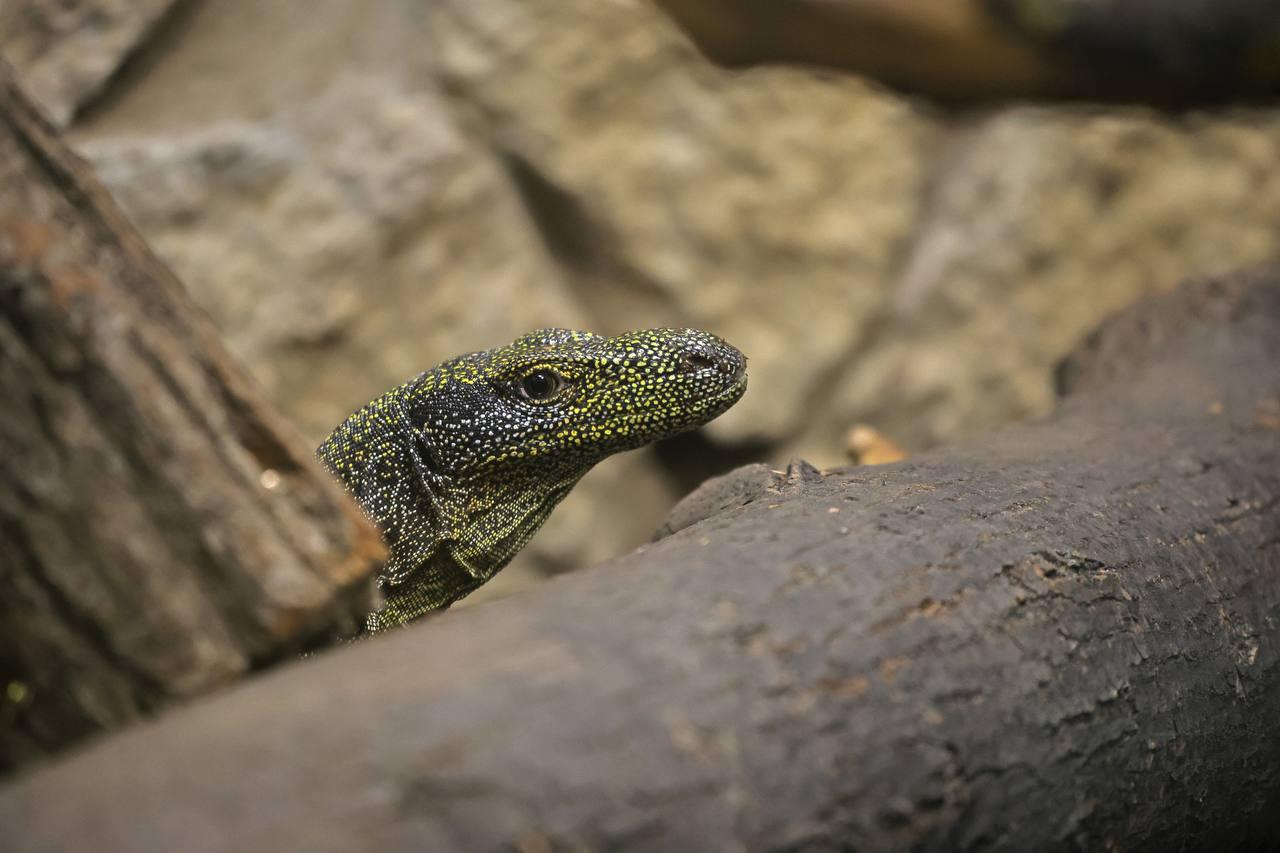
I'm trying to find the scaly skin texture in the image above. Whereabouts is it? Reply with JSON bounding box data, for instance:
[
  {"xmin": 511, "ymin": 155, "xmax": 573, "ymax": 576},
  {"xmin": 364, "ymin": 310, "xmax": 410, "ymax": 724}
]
[{"xmin": 317, "ymin": 328, "xmax": 747, "ymax": 632}]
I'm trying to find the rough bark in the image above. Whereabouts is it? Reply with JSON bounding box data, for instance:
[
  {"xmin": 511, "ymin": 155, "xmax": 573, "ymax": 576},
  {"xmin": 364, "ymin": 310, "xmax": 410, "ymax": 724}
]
[
  {"xmin": 653, "ymin": 0, "xmax": 1280, "ymax": 104},
  {"xmin": 0, "ymin": 63, "xmax": 383, "ymax": 772},
  {"xmin": 2, "ymin": 266, "xmax": 1277, "ymax": 850}
]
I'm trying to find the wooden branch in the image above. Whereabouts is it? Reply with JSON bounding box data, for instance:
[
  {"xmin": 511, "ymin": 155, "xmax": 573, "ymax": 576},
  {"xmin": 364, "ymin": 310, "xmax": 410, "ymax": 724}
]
[
  {"xmin": 653, "ymin": 0, "xmax": 1280, "ymax": 104},
  {"xmin": 0, "ymin": 62, "xmax": 383, "ymax": 772},
  {"xmin": 3, "ymin": 267, "xmax": 1277, "ymax": 849}
]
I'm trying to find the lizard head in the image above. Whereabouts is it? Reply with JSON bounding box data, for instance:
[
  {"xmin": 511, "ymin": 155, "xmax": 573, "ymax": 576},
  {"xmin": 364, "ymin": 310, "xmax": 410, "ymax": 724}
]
[
  {"xmin": 319, "ymin": 326, "xmax": 748, "ymax": 627},
  {"xmin": 417, "ymin": 327, "xmax": 747, "ymax": 479}
]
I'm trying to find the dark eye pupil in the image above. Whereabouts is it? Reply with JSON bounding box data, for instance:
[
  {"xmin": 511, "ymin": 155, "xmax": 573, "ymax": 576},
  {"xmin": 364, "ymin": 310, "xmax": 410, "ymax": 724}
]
[{"xmin": 520, "ymin": 369, "xmax": 561, "ymax": 400}]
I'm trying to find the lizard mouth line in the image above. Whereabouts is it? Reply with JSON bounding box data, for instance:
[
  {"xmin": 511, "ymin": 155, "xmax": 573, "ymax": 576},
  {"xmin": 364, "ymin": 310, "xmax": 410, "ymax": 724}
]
[{"xmin": 695, "ymin": 376, "xmax": 748, "ymax": 409}]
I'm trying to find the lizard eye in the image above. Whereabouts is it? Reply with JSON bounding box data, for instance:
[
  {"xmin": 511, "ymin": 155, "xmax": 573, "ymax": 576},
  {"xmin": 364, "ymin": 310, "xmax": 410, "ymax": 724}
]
[{"xmin": 517, "ymin": 368, "xmax": 566, "ymax": 402}]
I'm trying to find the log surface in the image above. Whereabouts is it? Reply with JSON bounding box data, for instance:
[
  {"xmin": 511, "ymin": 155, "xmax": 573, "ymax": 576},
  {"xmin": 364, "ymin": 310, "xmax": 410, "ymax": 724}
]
[
  {"xmin": 654, "ymin": 0, "xmax": 1280, "ymax": 103},
  {"xmin": 0, "ymin": 64, "xmax": 382, "ymax": 772},
  {"xmin": 2, "ymin": 268, "xmax": 1278, "ymax": 848}
]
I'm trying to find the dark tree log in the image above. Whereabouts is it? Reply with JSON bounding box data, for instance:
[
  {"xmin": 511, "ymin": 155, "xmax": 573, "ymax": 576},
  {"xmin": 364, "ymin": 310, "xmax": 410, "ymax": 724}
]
[
  {"xmin": 653, "ymin": 0, "xmax": 1280, "ymax": 104},
  {"xmin": 0, "ymin": 63, "xmax": 383, "ymax": 772},
  {"xmin": 2, "ymin": 267, "xmax": 1277, "ymax": 849}
]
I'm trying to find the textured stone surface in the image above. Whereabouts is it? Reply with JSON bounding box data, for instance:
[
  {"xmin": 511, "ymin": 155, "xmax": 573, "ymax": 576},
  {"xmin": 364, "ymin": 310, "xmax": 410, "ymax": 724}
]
[
  {"xmin": 6, "ymin": 0, "xmax": 1280, "ymax": 591},
  {"xmin": 0, "ymin": 0, "xmax": 178, "ymax": 125},
  {"xmin": 81, "ymin": 76, "xmax": 581, "ymax": 441},
  {"xmin": 420, "ymin": 0, "xmax": 1280, "ymax": 458},
  {"xmin": 805, "ymin": 106, "xmax": 1280, "ymax": 454},
  {"xmin": 426, "ymin": 0, "xmax": 936, "ymax": 444}
]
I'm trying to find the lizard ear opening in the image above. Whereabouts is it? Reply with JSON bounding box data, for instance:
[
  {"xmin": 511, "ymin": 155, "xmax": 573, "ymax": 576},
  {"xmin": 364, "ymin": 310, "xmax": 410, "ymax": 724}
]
[{"xmin": 412, "ymin": 426, "xmax": 446, "ymax": 485}]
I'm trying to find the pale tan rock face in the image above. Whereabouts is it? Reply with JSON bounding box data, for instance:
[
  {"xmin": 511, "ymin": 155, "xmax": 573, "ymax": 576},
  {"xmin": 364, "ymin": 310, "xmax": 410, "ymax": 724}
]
[
  {"xmin": 0, "ymin": 0, "xmax": 178, "ymax": 126},
  {"xmin": 5, "ymin": 0, "xmax": 1280, "ymax": 595},
  {"xmin": 808, "ymin": 107, "xmax": 1280, "ymax": 455},
  {"xmin": 79, "ymin": 77, "xmax": 582, "ymax": 442},
  {"xmin": 424, "ymin": 0, "xmax": 937, "ymax": 444}
]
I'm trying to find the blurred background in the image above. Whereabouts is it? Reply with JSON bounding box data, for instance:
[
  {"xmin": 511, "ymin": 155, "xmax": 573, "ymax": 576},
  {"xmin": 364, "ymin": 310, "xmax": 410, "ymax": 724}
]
[{"xmin": 4, "ymin": 0, "xmax": 1279, "ymax": 601}]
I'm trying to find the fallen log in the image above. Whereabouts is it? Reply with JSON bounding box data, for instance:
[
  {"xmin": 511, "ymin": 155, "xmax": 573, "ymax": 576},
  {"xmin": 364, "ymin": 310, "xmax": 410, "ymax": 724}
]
[
  {"xmin": 0, "ymin": 61, "xmax": 382, "ymax": 773},
  {"xmin": 2, "ymin": 267, "xmax": 1278, "ymax": 849},
  {"xmin": 653, "ymin": 0, "xmax": 1280, "ymax": 104}
]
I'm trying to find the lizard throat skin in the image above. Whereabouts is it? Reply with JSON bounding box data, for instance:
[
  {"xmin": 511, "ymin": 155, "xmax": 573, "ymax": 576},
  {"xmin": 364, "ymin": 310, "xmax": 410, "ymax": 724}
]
[{"xmin": 316, "ymin": 328, "xmax": 748, "ymax": 633}]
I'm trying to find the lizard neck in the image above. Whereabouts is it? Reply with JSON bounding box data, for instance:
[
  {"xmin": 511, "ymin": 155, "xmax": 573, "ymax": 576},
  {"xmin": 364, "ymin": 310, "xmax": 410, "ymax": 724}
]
[{"xmin": 366, "ymin": 465, "xmax": 589, "ymax": 632}]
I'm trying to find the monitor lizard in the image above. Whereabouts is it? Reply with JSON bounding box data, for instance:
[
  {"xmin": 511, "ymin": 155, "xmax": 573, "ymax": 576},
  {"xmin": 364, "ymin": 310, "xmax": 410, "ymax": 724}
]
[{"xmin": 317, "ymin": 327, "xmax": 747, "ymax": 633}]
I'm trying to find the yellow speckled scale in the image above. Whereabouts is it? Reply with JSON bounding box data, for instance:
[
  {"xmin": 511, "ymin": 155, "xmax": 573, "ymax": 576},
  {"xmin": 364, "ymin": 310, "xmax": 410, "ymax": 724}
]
[{"xmin": 317, "ymin": 328, "xmax": 747, "ymax": 633}]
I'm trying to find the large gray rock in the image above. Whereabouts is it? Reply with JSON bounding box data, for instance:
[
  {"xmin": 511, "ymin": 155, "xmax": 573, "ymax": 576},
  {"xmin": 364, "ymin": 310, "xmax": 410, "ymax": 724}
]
[
  {"xmin": 806, "ymin": 106, "xmax": 1280, "ymax": 453},
  {"xmin": 422, "ymin": 0, "xmax": 1280, "ymax": 457},
  {"xmin": 425, "ymin": 0, "xmax": 936, "ymax": 444},
  {"xmin": 81, "ymin": 76, "xmax": 581, "ymax": 440}
]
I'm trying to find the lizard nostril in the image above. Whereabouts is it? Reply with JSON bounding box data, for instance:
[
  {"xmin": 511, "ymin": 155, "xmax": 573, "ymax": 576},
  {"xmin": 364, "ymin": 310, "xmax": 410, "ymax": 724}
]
[{"xmin": 679, "ymin": 353, "xmax": 717, "ymax": 375}]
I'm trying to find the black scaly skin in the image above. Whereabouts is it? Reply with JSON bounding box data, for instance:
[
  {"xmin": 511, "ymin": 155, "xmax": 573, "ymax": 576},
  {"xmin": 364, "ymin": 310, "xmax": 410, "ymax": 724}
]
[{"xmin": 317, "ymin": 328, "xmax": 748, "ymax": 633}]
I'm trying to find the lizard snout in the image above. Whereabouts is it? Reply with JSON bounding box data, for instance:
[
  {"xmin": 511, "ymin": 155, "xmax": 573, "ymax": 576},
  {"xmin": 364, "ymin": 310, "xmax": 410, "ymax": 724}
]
[{"xmin": 715, "ymin": 347, "xmax": 747, "ymax": 381}]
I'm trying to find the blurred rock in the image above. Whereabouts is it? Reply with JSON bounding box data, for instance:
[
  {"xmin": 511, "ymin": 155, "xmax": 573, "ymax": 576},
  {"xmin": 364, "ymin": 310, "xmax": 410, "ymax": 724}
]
[
  {"xmin": 845, "ymin": 424, "xmax": 908, "ymax": 466},
  {"xmin": 421, "ymin": 0, "xmax": 1280, "ymax": 461},
  {"xmin": 425, "ymin": 0, "xmax": 936, "ymax": 444},
  {"xmin": 81, "ymin": 76, "xmax": 580, "ymax": 441},
  {"xmin": 808, "ymin": 107, "xmax": 1280, "ymax": 454},
  {"xmin": 4, "ymin": 0, "xmax": 1280, "ymax": 589},
  {"xmin": 0, "ymin": 0, "xmax": 178, "ymax": 126},
  {"xmin": 62, "ymin": 0, "xmax": 439, "ymax": 136}
]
